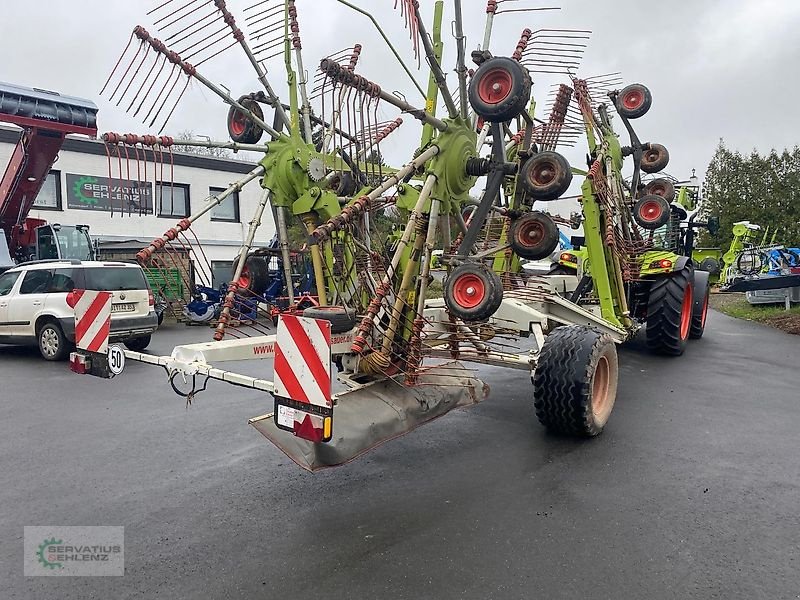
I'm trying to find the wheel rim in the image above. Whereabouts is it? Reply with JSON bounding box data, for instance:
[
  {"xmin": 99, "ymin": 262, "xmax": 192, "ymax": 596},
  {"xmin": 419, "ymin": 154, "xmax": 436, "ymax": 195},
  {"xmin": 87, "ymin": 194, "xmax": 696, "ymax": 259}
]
[
  {"xmin": 700, "ymin": 291, "xmax": 709, "ymax": 328},
  {"xmin": 644, "ymin": 149, "xmax": 661, "ymax": 164},
  {"xmin": 452, "ymin": 274, "xmax": 486, "ymax": 309},
  {"xmin": 622, "ymin": 88, "xmax": 644, "ymax": 110},
  {"xmin": 477, "ymin": 68, "xmax": 513, "ymax": 105},
  {"xmin": 592, "ymin": 355, "xmax": 611, "ymax": 419},
  {"xmin": 41, "ymin": 327, "xmax": 59, "ymax": 358},
  {"xmin": 229, "ymin": 111, "xmax": 247, "ymax": 136},
  {"xmin": 516, "ymin": 219, "xmax": 545, "ymax": 249},
  {"xmin": 639, "ymin": 199, "xmax": 664, "ymax": 223},
  {"xmin": 680, "ymin": 284, "xmax": 693, "ymax": 340},
  {"xmin": 237, "ymin": 265, "xmax": 251, "ymax": 289},
  {"xmin": 528, "ymin": 160, "xmax": 557, "ymax": 188},
  {"xmin": 648, "ymin": 183, "xmax": 669, "ymax": 197}
]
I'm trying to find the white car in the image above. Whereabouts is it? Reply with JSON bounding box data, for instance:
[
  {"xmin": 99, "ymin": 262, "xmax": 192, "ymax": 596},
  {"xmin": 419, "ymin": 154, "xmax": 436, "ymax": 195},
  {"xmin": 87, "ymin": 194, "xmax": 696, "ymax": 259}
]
[{"xmin": 0, "ymin": 260, "xmax": 158, "ymax": 360}]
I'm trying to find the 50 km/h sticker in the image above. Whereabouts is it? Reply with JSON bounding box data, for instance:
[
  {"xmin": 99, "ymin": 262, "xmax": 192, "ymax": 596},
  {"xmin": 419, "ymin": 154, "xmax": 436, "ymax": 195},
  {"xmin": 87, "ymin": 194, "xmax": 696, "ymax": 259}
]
[{"xmin": 108, "ymin": 344, "xmax": 126, "ymax": 376}]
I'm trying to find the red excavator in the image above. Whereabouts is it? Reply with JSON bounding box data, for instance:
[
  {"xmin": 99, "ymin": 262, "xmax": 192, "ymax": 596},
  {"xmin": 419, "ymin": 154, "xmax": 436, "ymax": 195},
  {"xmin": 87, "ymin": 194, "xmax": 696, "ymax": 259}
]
[{"xmin": 0, "ymin": 81, "xmax": 98, "ymax": 271}]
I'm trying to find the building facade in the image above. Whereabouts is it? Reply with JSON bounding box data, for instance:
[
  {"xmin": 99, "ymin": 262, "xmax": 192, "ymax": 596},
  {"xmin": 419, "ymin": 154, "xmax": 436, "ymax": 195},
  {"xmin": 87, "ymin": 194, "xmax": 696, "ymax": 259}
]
[{"xmin": 0, "ymin": 126, "xmax": 275, "ymax": 287}]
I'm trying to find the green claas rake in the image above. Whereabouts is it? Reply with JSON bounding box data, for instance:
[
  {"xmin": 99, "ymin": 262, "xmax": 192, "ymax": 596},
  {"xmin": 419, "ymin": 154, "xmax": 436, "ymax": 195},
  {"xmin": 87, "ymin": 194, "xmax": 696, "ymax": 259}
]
[{"xmin": 76, "ymin": 0, "xmax": 710, "ymax": 470}]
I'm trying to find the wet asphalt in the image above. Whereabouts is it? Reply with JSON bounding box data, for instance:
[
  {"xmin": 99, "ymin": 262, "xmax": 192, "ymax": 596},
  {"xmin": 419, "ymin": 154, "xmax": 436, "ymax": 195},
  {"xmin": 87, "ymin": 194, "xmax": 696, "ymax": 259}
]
[{"xmin": 1, "ymin": 308, "xmax": 799, "ymax": 599}]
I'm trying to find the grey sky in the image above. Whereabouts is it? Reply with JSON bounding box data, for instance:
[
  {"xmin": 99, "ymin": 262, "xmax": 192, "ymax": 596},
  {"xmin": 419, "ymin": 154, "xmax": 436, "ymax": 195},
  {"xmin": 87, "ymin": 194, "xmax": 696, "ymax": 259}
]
[{"xmin": 3, "ymin": 0, "xmax": 799, "ymax": 196}]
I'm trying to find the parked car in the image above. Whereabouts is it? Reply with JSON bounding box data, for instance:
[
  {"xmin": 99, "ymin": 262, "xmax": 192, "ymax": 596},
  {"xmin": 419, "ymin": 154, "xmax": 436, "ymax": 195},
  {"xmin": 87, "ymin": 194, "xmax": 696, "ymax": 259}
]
[{"xmin": 0, "ymin": 260, "xmax": 158, "ymax": 360}]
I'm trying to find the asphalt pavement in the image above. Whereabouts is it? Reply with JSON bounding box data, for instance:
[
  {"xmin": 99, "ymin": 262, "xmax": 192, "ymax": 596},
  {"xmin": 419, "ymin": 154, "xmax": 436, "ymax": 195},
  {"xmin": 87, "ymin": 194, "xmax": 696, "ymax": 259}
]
[{"xmin": 1, "ymin": 309, "xmax": 799, "ymax": 599}]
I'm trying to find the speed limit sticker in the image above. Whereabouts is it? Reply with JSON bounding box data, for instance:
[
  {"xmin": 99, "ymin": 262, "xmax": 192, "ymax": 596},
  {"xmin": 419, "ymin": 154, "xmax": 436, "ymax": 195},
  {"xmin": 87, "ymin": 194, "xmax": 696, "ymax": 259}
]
[{"xmin": 107, "ymin": 344, "xmax": 126, "ymax": 376}]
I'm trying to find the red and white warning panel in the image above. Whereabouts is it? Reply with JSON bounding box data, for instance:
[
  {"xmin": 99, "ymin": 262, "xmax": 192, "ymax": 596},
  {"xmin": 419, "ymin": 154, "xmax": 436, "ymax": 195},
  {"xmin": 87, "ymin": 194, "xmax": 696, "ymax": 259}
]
[
  {"xmin": 72, "ymin": 290, "xmax": 112, "ymax": 353},
  {"xmin": 273, "ymin": 315, "xmax": 333, "ymax": 443}
]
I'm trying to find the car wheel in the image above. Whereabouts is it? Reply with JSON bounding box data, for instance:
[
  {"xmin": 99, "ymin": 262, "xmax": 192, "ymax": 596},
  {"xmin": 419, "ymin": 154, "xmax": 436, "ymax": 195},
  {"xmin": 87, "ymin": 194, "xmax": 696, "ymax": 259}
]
[
  {"xmin": 124, "ymin": 335, "xmax": 151, "ymax": 352},
  {"xmin": 38, "ymin": 321, "xmax": 69, "ymax": 361}
]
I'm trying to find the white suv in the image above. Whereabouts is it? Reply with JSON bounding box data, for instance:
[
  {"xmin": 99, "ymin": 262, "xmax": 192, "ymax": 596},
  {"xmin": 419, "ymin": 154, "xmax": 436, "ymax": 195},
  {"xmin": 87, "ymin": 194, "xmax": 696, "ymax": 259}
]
[{"xmin": 0, "ymin": 260, "xmax": 158, "ymax": 360}]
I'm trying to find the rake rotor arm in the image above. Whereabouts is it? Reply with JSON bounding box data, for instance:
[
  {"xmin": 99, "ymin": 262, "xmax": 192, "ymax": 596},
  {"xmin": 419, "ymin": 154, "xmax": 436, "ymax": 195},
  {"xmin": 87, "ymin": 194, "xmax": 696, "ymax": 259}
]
[
  {"xmin": 333, "ymin": 0, "xmax": 426, "ymax": 99},
  {"xmin": 135, "ymin": 164, "xmax": 265, "ymax": 263},
  {"xmin": 411, "ymin": 1, "xmax": 459, "ymax": 119}
]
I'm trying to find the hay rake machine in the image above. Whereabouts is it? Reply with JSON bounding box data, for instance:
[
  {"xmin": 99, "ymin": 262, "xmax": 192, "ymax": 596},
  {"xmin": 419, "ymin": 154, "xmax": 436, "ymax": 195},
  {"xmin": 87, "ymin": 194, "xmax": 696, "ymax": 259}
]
[{"xmin": 78, "ymin": 0, "xmax": 706, "ymax": 470}]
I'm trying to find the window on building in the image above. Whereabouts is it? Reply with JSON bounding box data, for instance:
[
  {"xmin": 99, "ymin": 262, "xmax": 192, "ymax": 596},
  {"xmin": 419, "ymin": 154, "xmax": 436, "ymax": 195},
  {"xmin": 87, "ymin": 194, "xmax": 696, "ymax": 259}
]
[
  {"xmin": 157, "ymin": 182, "xmax": 190, "ymax": 218},
  {"xmin": 209, "ymin": 187, "xmax": 240, "ymax": 223},
  {"xmin": 32, "ymin": 171, "xmax": 62, "ymax": 210},
  {"xmin": 211, "ymin": 261, "xmax": 234, "ymax": 288}
]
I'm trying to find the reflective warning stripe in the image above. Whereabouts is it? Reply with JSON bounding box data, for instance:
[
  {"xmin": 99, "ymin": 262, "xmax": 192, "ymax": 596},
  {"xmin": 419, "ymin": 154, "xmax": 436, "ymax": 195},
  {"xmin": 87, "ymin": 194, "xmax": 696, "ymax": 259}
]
[
  {"xmin": 74, "ymin": 290, "xmax": 112, "ymax": 353},
  {"xmin": 274, "ymin": 315, "xmax": 331, "ymax": 408}
]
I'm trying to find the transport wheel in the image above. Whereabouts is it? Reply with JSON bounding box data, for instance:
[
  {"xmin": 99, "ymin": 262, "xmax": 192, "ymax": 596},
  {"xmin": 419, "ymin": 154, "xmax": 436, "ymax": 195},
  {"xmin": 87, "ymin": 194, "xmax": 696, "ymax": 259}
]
[
  {"xmin": 302, "ymin": 306, "xmax": 357, "ymax": 334},
  {"xmin": 640, "ymin": 143, "xmax": 669, "ymax": 173},
  {"xmin": 615, "ymin": 83, "xmax": 652, "ymax": 119},
  {"xmin": 38, "ymin": 321, "xmax": 69, "ymax": 361},
  {"xmin": 227, "ymin": 96, "xmax": 264, "ymax": 144},
  {"xmin": 231, "ymin": 255, "xmax": 269, "ymax": 295},
  {"xmin": 519, "ymin": 151, "xmax": 573, "ymax": 201},
  {"xmin": 444, "ymin": 263, "xmax": 503, "ymax": 322},
  {"xmin": 736, "ymin": 250, "xmax": 764, "ymax": 275},
  {"xmin": 124, "ymin": 335, "xmax": 151, "ymax": 351},
  {"xmin": 698, "ymin": 257, "xmax": 721, "ymax": 275},
  {"xmin": 643, "ymin": 178, "xmax": 676, "ymax": 202},
  {"xmin": 509, "ymin": 212, "xmax": 560, "ymax": 260},
  {"xmin": 468, "ymin": 56, "xmax": 532, "ymax": 123},
  {"xmin": 532, "ymin": 325, "xmax": 619, "ymax": 436},
  {"xmin": 689, "ymin": 271, "xmax": 710, "ymax": 340},
  {"xmin": 633, "ymin": 194, "xmax": 671, "ymax": 230},
  {"xmin": 645, "ymin": 267, "xmax": 693, "ymax": 356}
]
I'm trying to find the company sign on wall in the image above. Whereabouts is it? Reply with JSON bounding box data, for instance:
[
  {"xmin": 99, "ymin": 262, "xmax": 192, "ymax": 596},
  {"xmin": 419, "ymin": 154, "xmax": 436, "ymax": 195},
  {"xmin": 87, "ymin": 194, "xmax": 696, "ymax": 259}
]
[{"xmin": 66, "ymin": 174, "xmax": 153, "ymax": 213}]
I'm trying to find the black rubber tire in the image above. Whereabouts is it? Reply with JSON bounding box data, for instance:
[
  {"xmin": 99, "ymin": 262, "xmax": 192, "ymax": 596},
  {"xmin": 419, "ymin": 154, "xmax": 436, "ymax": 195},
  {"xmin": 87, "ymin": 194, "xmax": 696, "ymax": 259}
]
[
  {"xmin": 643, "ymin": 178, "xmax": 676, "ymax": 203},
  {"xmin": 698, "ymin": 257, "xmax": 721, "ymax": 275},
  {"xmin": 532, "ymin": 325, "xmax": 619, "ymax": 436},
  {"xmin": 227, "ymin": 96, "xmax": 264, "ymax": 144},
  {"xmin": 231, "ymin": 255, "xmax": 270, "ymax": 295},
  {"xmin": 468, "ymin": 56, "xmax": 532, "ymax": 123},
  {"xmin": 461, "ymin": 205, "xmax": 476, "ymax": 222},
  {"xmin": 641, "ymin": 143, "xmax": 669, "ymax": 173},
  {"xmin": 302, "ymin": 306, "xmax": 357, "ymax": 334},
  {"xmin": 124, "ymin": 335, "xmax": 152, "ymax": 352},
  {"xmin": 736, "ymin": 250, "xmax": 763, "ymax": 276},
  {"xmin": 509, "ymin": 211, "xmax": 560, "ymax": 260},
  {"xmin": 38, "ymin": 321, "xmax": 70, "ymax": 361},
  {"xmin": 157, "ymin": 310, "xmax": 165, "ymax": 327},
  {"xmin": 615, "ymin": 83, "xmax": 652, "ymax": 119},
  {"xmin": 690, "ymin": 271, "xmax": 710, "ymax": 340},
  {"xmin": 633, "ymin": 194, "xmax": 671, "ymax": 230},
  {"xmin": 645, "ymin": 268, "xmax": 693, "ymax": 356},
  {"xmin": 444, "ymin": 263, "xmax": 503, "ymax": 322},
  {"xmin": 519, "ymin": 151, "xmax": 573, "ymax": 201},
  {"xmin": 330, "ymin": 172, "xmax": 357, "ymax": 197}
]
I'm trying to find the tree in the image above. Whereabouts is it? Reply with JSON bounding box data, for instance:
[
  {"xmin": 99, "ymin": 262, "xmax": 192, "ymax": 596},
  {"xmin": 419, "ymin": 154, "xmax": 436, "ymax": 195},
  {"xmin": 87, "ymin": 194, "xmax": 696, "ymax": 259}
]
[
  {"xmin": 702, "ymin": 140, "xmax": 800, "ymax": 249},
  {"xmin": 172, "ymin": 130, "xmax": 231, "ymax": 158}
]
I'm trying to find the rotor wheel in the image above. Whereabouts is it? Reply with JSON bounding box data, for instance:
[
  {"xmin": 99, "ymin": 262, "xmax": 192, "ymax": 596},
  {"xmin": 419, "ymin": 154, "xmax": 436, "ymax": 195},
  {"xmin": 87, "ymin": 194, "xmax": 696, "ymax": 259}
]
[
  {"xmin": 645, "ymin": 267, "xmax": 693, "ymax": 356},
  {"xmin": 444, "ymin": 263, "xmax": 503, "ymax": 322},
  {"xmin": 633, "ymin": 194, "xmax": 671, "ymax": 230},
  {"xmin": 509, "ymin": 211, "xmax": 560, "ymax": 260},
  {"xmin": 468, "ymin": 57, "xmax": 532, "ymax": 123},
  {"xmin": 532, "ymin": 325, "xmax": 619, "ymax": 436},
  {"xmin": 519, "ymin": 151, "xmax": 573, "ymax": 201},
  {"xmin": 227, "ymin": 96, "xmax": 264, "ymax": 144},
  {"xmin": 616, "ymin": 83, "xmax": 652, "ymax": 119},
  {"xmin": 641, "ymin": 143, "xmax": 670, "ymax": 174},
  {"xmin": 643, "ymin": 178, "xmax": 676, "ymax": 203}
]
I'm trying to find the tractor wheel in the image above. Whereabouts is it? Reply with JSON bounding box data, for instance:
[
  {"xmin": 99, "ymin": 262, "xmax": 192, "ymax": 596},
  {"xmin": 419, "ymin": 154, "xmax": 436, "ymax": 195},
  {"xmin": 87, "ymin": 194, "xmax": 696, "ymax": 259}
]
[
  {"xmin": 532, "ymin": 325, "xmax": 619, "ymax": 436},
  {"xmin": 231, "ymin": 255, "xmax": 269, "ymax": 295},
  {"xmin": 643, "ymin": 178, "xmax": 676, "ymax": 203},
  {"xmin": 444, "ymin": 263, "xmax": 503, "ymax": 322},
  {"xmin": 519, "ymin": 151, "xmax": 573, "ymax": 201},
  {"xmin": 227, "ymin": 96, "xmax": 264, "ymax": 144},
  {"xmin": 468, "ymin": 56, "xmax": 532, "ymax": 123},
  {"xmin": 690, "ymin": 271, "xmax": 710, "ymax": 340},
  {"xmin": 645, "ymin": 267, "xmax": 693, "ymax": 356},
  {"xmin": 633, "ymin": 194, "xmax": 671, "ymax": 230},
  {"xmin": 124, "ymin": 335, "xmax": 151, "ymax": 352},
  {"xmin": 509, "ymin": 212, "xmax": 559, "ymax": 260},
  {"xmin": 641, "ymin": 143, "xmax": 670, "ymax": 173},
  {"xmin": 615, "ymin": 83, "xmax": 652, "ymax": 119},
  {"xmin": 302, "ymin": 306, "xmax": 357, "ymax": 334}
]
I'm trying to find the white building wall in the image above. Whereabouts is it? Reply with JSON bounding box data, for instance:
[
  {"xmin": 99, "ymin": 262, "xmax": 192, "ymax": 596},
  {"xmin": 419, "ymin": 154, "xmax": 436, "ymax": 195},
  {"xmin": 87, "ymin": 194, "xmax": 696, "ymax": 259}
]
[{"xmin": 0, "ymin": 130, "xmax": 274, "ymax": 269}]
